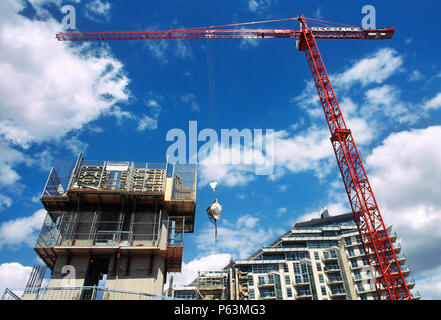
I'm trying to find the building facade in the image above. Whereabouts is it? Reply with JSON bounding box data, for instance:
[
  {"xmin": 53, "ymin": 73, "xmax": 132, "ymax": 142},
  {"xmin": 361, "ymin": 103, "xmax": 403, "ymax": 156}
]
[{"xmin": 173, "ymin": 210, "xmax": 420, "ymax": 300}]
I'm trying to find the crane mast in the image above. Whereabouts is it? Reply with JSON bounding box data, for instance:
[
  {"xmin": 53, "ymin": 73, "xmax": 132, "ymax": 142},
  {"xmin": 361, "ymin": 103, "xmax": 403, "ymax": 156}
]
[
  {"xmin": 297, "ymin": 17, "xmax": 411, "ymax": 300},
  {"xmin": 56, "ymin": 16, "xmax": 411, "ymax": 300}
]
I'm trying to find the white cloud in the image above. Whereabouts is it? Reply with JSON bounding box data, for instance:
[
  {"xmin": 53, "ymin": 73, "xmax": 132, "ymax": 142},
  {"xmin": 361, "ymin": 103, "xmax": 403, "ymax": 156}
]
[
  {"xmin": 85, "ymin": 0, "xmax": 112, "ymax": 23},
  {"xmin": 413, "ymin": 265, "xmax": 441, "ymax": 299},
  {"xmin": 333, "ymin": 48, "xmax": 403, "ymax": 88},
  {"xmin": 276, "ymin": 207, "xmax": 287, "ymax": 217},
  {"xmin": 248, "ymin": 0, "xmax": 272, "ymax": 15},
  {"xmin": 278, "ymin": 185, "xmax": 287, "ymax": 192},
  {"xmin": 64, "ymin": 136, "xmax": 88, "ymax": 156},
  {"xmin": 0, "ymin": 141, "xmax": 30, "ymax": 187},
  {"xmin": 195, "ymin": 214, "xmax": 278, "ymax": 259},
  {"xmin": 272, "ymin": 126, "xmax": 334, "ymax": 180},
  {"xmin": 363, "ymin": 85, "xmax": 418, "ymax": 124},
  {"xmin": 364, "ymin": 126, "xmax": 441, "ymax": 288},
  {"xmin": 137, "ymin": 115, "xmax": 158, "ymax": 131},
  {"xmin": 0, "ymin": 262, "xmax": 33, "ymax": 294},
  {"xmin": 0, "ymin": 209, "xmax": 46, "ymax": 249},
  {"xmin": 314, "ymin": 7, "xmax": 323, "ymax": 19},
  {"xmin": 137, "ymin": 99, "xmax": 162, "ymax": 131},
  {"xmin": 292, "ymin": 48, "xmax": 404, "ymax": 112},
  {"xmin": 409, "ymin": 70, "xmax": 423, "ymax": 82},
  {"xmin": 198, "ymin": 125, "xmax": 334, "ymax": 188},
  {"xmin": 144, "ymin": 39, "xmax": 193, "ymax": 64},
  {"xmin": 422, "ymin": 92, "xmax": 441, "ymax": 111},
  {"xmin": 181, "ymin": 93, "xmax": 200, "ymax": 112},
  {"xmin": 239, "ymin": 38, "xmax": 259, "ymax": 50},
  {"xmin": 169, "ymin": 253, "xmax": 232, "ymax": 286},
  {"xmin": 0, "ymin": 1, "xmax": 130, "ymax": 147},
  {"xmin": 0, "ymin": 194, "xmax": 12, "ymax": 211}
]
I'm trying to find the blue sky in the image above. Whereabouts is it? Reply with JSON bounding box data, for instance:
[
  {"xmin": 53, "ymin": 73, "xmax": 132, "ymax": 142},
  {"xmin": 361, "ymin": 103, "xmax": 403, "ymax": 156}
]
[{"xmin": 1, "ymin": 0, "xmax": 441, "ymax": 299}]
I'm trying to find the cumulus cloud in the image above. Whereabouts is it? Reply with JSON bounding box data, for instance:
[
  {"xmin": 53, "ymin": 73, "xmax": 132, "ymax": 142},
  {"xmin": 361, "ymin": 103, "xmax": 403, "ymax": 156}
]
[
  {"xmin": 169, "ymin": 253, "xmax": 232, "ymax": 286},
  {"xmin": 85, "ymin": 0, "xmax": 112, "ymax": 23},
  {"xmin": 195, "ymin": 214, "xmax": 278, "ymax": 259},
  {"xmin": 0, "ymin": 209, "xmax": 46, "ymax": 249},
  {"xmin": 0, "ymin": 262, "xmax": 33, "ymax": 294},
  {"xmin": 137, "ymin": 99, "xmax": 162, "ymax": 131},
  {"xmin": 422, "ymin": 92, "xmax": 441, "ymax": 111},
  {"xmin": 333, "ymin": 48, "xmax": 403, "ymax": 88},
  {"xmin": 0, "ymin": 194, "xmax": 12, "ymax": 211},
  {"xmin": 247, "ymin": 0, "xmax": 272, "ymax": 15},
  {"xmin": 0, "ymin": 141, "xmax": 30, "ymax": 187},
  {"xmin": 143, "ymin": 38, "xmax": 193, "ymax": 64},
  {"xmin": 0, "ymin": 1, "xmax": 130, "ymax": 147},
  {"xmin": 364, "ymin": 126, "xmax": 441, "ymax": 294}
]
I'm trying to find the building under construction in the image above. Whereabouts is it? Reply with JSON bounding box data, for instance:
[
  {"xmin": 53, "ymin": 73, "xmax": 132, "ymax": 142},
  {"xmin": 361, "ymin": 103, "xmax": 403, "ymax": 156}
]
[
  {"xmin": 171, "ymin": 210, "xmax": 421, "ymax": 300},
  {"xmin": 3, "ymin": 154, "xmax": 196, "ymax": 300}
]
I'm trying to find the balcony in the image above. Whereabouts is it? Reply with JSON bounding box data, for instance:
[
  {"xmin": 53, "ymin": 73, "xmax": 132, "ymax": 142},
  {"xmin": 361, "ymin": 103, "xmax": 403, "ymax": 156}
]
[
  {"xmin": 330, "ymin": 289, "xmax": 346, "ymax": 298},
  {"xmin": 293, "ymin": 281, "xmax": 310, "ymax": 287},
  {"xmin": 324, "ymin": 265, "xmax": 340, "ymax": 273},
  {"xmin": 257, "ymin": 277, "xmax": 276, "ymax": 288},
  {"xmin": 388, "ymin": 231, "xmax": 397, "ymax": 241},
  {"xmin": 322, "ymin": 252, "xmax": 338, "ymax": 262},
  {"xmin": 257, "ymin": 282, "xmax": 275, "ymax": 288},
  {"xmin": 401, "ymin": 266, "xmax": 411, "ymax": 276},
  {"xmin": 411, "ymin": 291, "xmax": 421, "ymax": 300},
  {"xmin": 396, "ymin": 254, "xmax": 406, "ymax": 265},
  {"xmin": 352, "ymin": 274, "xmax": 363, "ymax": 282},
  {"xmin": 406, "ymin": 278, "xmax": 415, "ymax": 289},
  {"xmin": 327, "ymin": 277, "xmax": 344, "ymax": 284},
  {"xmin": 295, "ymin": 292, "xmax": 313, "ymax": 300}
]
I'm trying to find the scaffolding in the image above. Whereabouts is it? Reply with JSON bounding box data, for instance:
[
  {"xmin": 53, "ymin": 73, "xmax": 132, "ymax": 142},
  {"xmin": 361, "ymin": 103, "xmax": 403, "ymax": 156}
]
[{"xmin": 36, "ymin": 155, "xmax": 197, "ymax": 273}]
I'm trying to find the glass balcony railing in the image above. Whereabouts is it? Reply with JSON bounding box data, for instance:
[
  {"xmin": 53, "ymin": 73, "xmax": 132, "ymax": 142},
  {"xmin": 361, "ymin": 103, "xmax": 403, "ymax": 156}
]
[
  {"xmin": 324, "ymin": 264, "xmax": 340, "ymax": 271},
  {"xmin": 331, "ymin": 289, "xmax": 346, "ymax": 296}
]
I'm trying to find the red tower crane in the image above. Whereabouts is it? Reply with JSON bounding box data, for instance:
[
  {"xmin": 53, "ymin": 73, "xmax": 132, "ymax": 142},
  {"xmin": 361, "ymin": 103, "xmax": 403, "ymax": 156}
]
[{"xmin": 56, "ymin": 16, "xmax": 412, "ymax": 300}]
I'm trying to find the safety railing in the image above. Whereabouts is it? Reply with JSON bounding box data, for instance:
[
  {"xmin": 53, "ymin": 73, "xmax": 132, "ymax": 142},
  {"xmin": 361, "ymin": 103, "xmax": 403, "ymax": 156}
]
[{"xmin": 1, "ymin": 286, "xmax": 180, "ymax": 300}]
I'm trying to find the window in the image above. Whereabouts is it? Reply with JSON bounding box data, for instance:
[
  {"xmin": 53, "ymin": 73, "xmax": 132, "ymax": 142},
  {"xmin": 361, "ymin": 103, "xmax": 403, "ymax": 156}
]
[
  {"xmin": 259, "ymin": 287, "xmax": 276, "ymax": 298},
  {"xmin": 248, "ymin": 277, "xmax": 254, "ymax": 286},
  {"xmin": 284, "ymin": 264, "xmax": 289, "ymax": 273},
  {"xmin": 285, "ymin": 275, "xmax": 291, "ymax": 285},
  {"xmin": 286, "ymin": 251, "xmax": 310, "ymax": 261},
  {"xmin": 347, "ymin": 247, "xmax": 355, "ymax": 257},
  {"xmin": 249, "ymin": 289, "xmax": 255, "ymax": 299},
  {"xmin": 286, "ymin": 287, "xmax": 292, "ymax": 298},
  {"xmin": 293, "ymin": 263, "xmax": 301, "ymax": 274},
  {"xmin": 319, "ymin": 274, "xmax": 324, "ymax": 283},
  {"xmin": 321, "ymin": 286, "xmax": 327, "ymax": 296},
  {"xmin": 353, "ymin": 270, "xmax": 361, "ymax": 280},
  {"xmin": 361, "ymin": 257, "xmax": 368, "ymax": 266},
  {"xmin": 345, "ymin": 237, "xmax": 352, "ymax": 246},
  {"xmin": 355, "ymin": 235, "xmax": 361, "ymax": 243},
  {"xmin": 351, "ymin": 259, "xmax": 358, "ymax": 268},
  {"xmin": 316, "ymin": 263, "xmax": 322, "ymax": 272},
  {"xmin": 174, "ymin": 290, "xmax": 198, "ymax": 300},
  {"xmin": 252, "ymin": 264, "xmax": 279, "ymax": 273},
  {"xmin": 314, "ymin": 252, "xmax": 320, "ymax": 260},
  {"xmin": 357, "ymin": 283, "xmax": 364, "ymax": 292}
]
